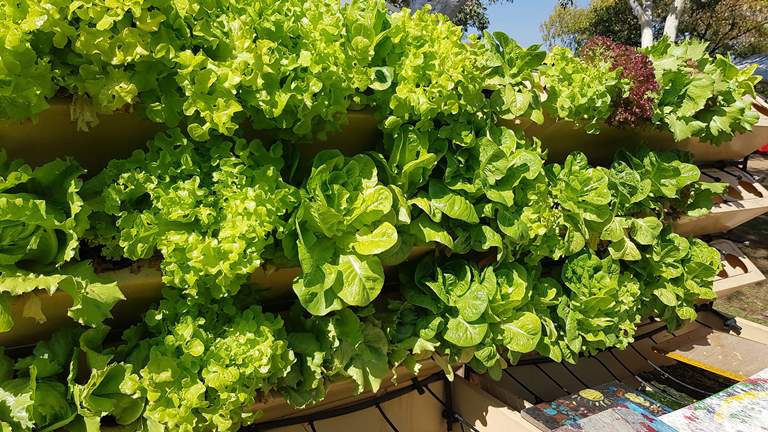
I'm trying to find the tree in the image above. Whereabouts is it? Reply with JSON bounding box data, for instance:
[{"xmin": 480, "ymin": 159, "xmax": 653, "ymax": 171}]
[
  {"xmin": 542, "ymin": 0, "xmax": 768, "ymax": 55},
  {"xmin": 542, "ymin": 0, "xmax": 640, "ymax": 50},
  {"xmin": 409, "ymin": 0, "xmax": 464, "ymax": 18},
  {"xmin": 388, "ymin": 0, "xmax": 514, "ymax": 31},
  {"xmin": 662, "ymin": 0, "xmax": 688, "ymax": 41},
  {"xmin": 621, "ymin": 0, "xmax": 689, "ymax": 47},
  {"xmin": 628, "ymin": 0, "xmax": 657, "ymax": 47},
  {"xmin": 682, "ymin": 0, "xmax": 768, "ymax": 55}
]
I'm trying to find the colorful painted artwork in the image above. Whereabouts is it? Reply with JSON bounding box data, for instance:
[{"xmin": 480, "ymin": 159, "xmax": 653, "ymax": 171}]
[
  {"xmin": 553, "ymin": 406, "xmax": 678, "ymax": 432},
  {"xmin": 660, "ymin": 368, "xmax": 768, "ymax": 432},
  {"xmin": 521, "ymin": 381, "xmax": 673, "ymax": 431}
]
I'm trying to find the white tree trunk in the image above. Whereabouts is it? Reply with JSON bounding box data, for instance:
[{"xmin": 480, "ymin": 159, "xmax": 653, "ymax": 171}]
[
  {"xmin": 640, "ymin": 19, "xmax": 654, "ymax": 47},
  {"xmin": 628, "ymin": 0, "xmax": 655, "ymax": 47},
  {"xmin": 663, "ymin": 0, "xmax": 688, "ymax": 41}
]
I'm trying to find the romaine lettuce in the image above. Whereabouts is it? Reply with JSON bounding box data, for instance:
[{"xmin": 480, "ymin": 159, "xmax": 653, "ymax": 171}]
[
  {"xmin": 0, "ymin": 153, "xmax": 122, "ymax": 331},
  {"xmin": 290, "ymin": 150, "xmax": 404, "ymax": 315}
]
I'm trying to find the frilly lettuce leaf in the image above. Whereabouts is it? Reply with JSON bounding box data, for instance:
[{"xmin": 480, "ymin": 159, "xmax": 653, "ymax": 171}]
[
  {"xmin": 0, "ymin": 5, "xmax": 56, "ymax": 122},
  {"xmin": 84, "ymin": 129, "xmax": 299, "ymax": 299},
  {"xmin": 135, "ymin": 304, "xmax": 293, "ymax": 432},
  {"xmin": 645, "ymin": 37, "xmax": 761, "ymax": 145},
  {"xmin": 540, "ymin": 46, "xmax": 629, "ymax": 134}
]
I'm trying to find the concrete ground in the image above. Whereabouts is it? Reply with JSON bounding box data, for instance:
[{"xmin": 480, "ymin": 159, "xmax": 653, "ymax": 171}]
[{"xmin": 715, "ymin": 153, "xmax": 768, "ymax": 325}]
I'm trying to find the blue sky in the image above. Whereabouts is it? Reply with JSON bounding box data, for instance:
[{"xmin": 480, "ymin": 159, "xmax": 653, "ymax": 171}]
[{"xmin": 485, "ymin": 0, "xmax": 589, "ymax": 47}]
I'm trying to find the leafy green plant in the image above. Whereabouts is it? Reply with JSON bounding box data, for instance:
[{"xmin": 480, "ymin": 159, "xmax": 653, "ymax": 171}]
[
  {"xmin": 479, "ymin": 31, "xmax": 546, "ymax": 123},
  {"xmin": 645, "ymin": 37, "xmax": 761, "ymax": 144},
  {"xmin": 399, "ymin": 256, "xmax": 544, "ymax": 379},
  {"xmin": 134, "ymin": 304, "xmax": 294, "ymax": 432},
  {"xmin": 0, "ymin": 6, "xmax": 56, "ymax": 122},
  {"xmin": 0, "ymin": 329, "xmax": 80, "ymax": 431},
  {"xmin": 290, "ymin": 150, "xmax": 406, "ymax": 316},
  {"xmin": 499, "ymin": 152, "xmax": 618, "ymax": 262},
  {"xmin": 629, "ymin": 231, "xmax": 720, "ymax": 330},
  {"xmin": 280, "ymin": 306, "xmax": 389, "ymax": 408},
  {"xmin": 609, "ymin": 149, "xmax": 728, "ymax": 218},
  {"xmin": 401, "ymin": 125, "xmax": 546, "ymax": 259},
  {"xmin": 52, "ymin": 292, "xmax": 300, "ymax": 432},
  {"xmin": 556, "ymin": 251, "xmax": 642, "ymax": 356},
  {"xmin": 0, "ymin": 153, "xmax": 122, "ymax": 331},
  {"xmin": 83, "ymin": 129, "xmax": 299, "ymax": 299},
  {"xmin": 540, "ymin": 46, "xmax": 629, "ymax": 133},
  {"xmin": 366, "ymin": 6, "xmax": 488, "ymax": 132}
]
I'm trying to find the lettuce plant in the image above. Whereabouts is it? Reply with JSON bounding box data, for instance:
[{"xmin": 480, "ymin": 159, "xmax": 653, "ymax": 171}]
[
  {"xmin": 290, "ymin": 150, "xmax": 407, "ymax": 316},
  {"xmin": 580, "ymin": 36, "xmax": 659, "ymax": 128},
  {"xmin": 280, "ymin": 306, "xmax": 389, "ymax": 407},
  {"xmin": 610, "ymin": 149, "xmax": 728, "ymax": 218},
  {"xmin": 557, "ymin": 251, "xmax": 642, "ymax": 356},
  {"xmin": 366, "ymin": 5, "xmax": 488, "ymax": 132},
  {"xmin": 480, "ymin": 32, "xmax": 546, "ymax": 124},
  {"xmin": 0, "ymin": 153, "xmax": 123, "ymax": 331},
  {"xmin": 540, "ymin": 46, "xmax": 629, "ymax": 134},
  {"xmin": 0, "ymin": 329, "xmax": 80, "ymax": 431},
  {"xmin": 137, "ymin": 306, "xmax": 293, "ymax": 432},
  {"xmin": 0, "ymin": 154, "xmax": 86, "ymax": 271},
  {"xmin": 0, "ymin": 6, "xmax": 56, "ymax": 122},
  {"xmin": 629, "ymin": 231, "xmax": 720, "ymax": 329},
  {"xmin": 400, "ymin": 256, "xmax": 543, "ymax": 380},
  {"xmin": 404, "ymin": 125, "xmax": 546, "ymax": 259},
  {"xmin": 83, "ymin": 129, "xmax": 299, "ymax": 298},
  {"xmin": 499, "ymin": 152, "xmax": 614, "ymax": 262},
  {"xmin": 645, "ymin": 37, "xmax": 762, "ymax": 144}
]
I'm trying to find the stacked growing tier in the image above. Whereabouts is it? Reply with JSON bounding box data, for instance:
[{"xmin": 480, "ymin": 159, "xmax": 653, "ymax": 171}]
[{"xmin": 0, "ymin": 1, "xmax": 765, "ymax": 431}]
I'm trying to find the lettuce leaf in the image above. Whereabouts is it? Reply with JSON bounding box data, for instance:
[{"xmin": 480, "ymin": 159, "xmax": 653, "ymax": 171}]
[
  {"xmin": 291, "ymin": 150, "xmax": 403, "ymax": 315},
  {"xmin": 84, "ymin": 129, "xmax": 299, "ymax": 299},
  {"xmin": 0, "ymin": 153, "xmax": 121, "ymax": 330},
  {"xmin": 645, "ymin": 37, "xmax": 761, "ymax": 145}
]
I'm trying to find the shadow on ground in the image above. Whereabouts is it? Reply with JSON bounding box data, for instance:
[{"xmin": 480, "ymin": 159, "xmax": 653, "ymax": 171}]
[{"xmin": 716, "ymin": 154, "xmax": 768, "ymax": 325}]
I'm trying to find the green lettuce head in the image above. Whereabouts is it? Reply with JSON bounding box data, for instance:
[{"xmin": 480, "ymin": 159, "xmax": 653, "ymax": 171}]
[
  {"xmin": 84, "ymin": 129, "xmax": 299, "ymax": 299},
  {"xmin": 291, "ymin": 150, "xmax": 406, "ymax": 316},
  {"xmin": 0, "ymin": 152, "xmax": 122, "ymax": 331},
  {"xmin": 0, "ymin": 153, "xmax": 87, "ymax": 270}
]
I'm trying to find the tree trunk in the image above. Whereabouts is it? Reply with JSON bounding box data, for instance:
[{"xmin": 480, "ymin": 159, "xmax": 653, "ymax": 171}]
[
  {"xmin": 640, "ymin": 18, "xmax": 654, "ymax": 47},
  {"xmin": 628, "ymin": 0, "xmax": 655, "ymax": 47},
  {"xmin": 663, "ymin": 0, "xmax": 688, "ymax": 41}
]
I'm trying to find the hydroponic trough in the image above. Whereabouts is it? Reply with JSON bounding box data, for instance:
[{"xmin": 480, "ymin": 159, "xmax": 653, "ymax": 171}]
[{"xmin": 674, "ymin": 166, "xmax": 768, "ymax": 237}]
